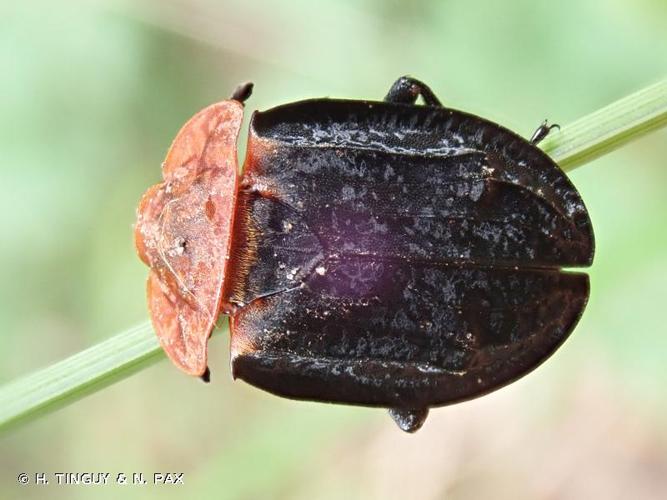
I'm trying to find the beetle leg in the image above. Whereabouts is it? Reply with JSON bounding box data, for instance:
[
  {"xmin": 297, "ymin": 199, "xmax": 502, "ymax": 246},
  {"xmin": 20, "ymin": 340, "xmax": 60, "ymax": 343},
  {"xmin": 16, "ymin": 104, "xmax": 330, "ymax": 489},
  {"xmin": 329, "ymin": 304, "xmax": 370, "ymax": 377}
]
[
  {"xmin": 388, "ymin": 407, "xmax": 430, "ymax": 433},
  {"xmin": 230, "ymin": 81, "xmax": 254, "ymax": 104},
  {"xmin": 385, "ymin": 76, "xmax": 443, "ymax": 107},
  {"xmin": 200, "ymin": 366, "xmax": 211, "ymax": 383},
  {"xmin": 530, "ymin": 119, "xmax": 560, "ymax": 145}
]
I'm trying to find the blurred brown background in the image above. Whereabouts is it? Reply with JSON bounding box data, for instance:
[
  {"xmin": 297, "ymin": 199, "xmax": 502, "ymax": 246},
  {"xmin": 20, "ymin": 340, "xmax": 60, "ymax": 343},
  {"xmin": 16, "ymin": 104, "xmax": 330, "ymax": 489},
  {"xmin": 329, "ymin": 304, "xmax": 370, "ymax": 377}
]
[{"xmin": 1, "ymin": 0, "xmax": 666, "ymax": 499}]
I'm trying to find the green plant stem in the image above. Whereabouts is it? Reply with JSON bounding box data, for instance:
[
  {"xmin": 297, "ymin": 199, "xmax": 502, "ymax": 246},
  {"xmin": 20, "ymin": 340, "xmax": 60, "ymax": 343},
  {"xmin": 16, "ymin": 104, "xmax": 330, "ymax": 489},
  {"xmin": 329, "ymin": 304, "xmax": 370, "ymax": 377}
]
[
  {"xmin": 544, "ymin": 78, "xmax": 667, "ymax": 171},
  {"xmin": 0, "ymin": 322, "xmax": 162, "ymax": 433},
  {"xmin": 1, "ymin": 78, "xmax": 666, "ymax": 434}
]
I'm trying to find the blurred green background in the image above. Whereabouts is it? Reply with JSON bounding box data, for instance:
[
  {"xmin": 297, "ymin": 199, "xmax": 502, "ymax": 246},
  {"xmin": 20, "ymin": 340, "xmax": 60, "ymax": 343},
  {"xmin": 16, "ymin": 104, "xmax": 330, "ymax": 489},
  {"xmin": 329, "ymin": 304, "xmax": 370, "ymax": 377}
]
[{"xmin": 1, "ymin": 0, "xmax": 666, "ymax": 498}]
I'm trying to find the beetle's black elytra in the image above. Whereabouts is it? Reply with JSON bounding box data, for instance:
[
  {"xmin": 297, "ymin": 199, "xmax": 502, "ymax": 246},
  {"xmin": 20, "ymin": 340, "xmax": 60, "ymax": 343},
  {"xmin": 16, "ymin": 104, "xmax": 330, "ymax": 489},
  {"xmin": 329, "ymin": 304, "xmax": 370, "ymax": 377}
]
[{"xmin": 225, "ymin": 76, "xmax": 594, "ymax": 432}]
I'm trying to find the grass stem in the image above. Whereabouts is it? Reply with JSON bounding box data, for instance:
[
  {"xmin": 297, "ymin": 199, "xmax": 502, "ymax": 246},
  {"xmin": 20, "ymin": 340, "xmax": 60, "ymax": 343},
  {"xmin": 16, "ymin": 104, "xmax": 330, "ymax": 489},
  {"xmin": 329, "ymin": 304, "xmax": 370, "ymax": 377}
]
[{"xmin": 1, "ymin": 78, "xmax": 666, "ymax": 434}]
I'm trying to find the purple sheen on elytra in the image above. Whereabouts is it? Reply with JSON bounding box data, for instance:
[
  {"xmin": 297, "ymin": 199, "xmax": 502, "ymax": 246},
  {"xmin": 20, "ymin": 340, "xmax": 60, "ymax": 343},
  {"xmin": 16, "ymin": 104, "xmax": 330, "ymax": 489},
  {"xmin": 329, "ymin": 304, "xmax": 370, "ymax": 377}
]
[{"xmin": 225, "ymin": 98, "xmax": 593, "ymax": 411}]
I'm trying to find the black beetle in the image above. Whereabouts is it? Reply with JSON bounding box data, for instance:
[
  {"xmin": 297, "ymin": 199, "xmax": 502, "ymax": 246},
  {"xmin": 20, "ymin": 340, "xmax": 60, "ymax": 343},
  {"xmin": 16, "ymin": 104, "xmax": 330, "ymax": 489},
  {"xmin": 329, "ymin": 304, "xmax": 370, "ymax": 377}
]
[{"xmin": 135, "ymin": 76, "xmax": 594, "ymax": 432}]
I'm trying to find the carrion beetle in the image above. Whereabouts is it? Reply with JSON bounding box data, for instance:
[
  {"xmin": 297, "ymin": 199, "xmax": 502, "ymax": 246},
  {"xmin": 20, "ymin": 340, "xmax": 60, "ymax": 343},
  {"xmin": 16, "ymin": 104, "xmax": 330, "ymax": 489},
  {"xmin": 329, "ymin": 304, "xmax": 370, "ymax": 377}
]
[{"xmin": 135, "ymin": 77, "xmax": 594, "ymax": 433}]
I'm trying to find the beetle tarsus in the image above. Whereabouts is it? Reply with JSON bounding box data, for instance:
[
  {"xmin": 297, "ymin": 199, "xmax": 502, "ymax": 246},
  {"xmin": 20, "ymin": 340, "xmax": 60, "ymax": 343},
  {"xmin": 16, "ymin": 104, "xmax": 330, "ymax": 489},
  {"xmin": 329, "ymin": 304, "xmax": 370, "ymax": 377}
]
[
  {"xmin": 388, "ymin": 407, "xmax": 429, "ymax": 433},
  {"xmin": 530, "ymin": 119, "xmax": 560, "ymax": 145},
  {"xmin": 200, "ymin": 366, "xmax": 211, "ymax": 383},
  {"xmin": 231, "ymin": 82, "xmax": 254, "ymax": 104},
  {"xmin": 385, "ymin": 76, "xmax": 442, "ymax": 107}
]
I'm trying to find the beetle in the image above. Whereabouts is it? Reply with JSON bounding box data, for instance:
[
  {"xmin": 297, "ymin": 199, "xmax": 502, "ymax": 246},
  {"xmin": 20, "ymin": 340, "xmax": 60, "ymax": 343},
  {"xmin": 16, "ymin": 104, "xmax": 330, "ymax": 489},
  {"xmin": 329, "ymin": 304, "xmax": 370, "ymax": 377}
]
[{"xmin": 135, "ymin": 76, "xmax": 594, "ymax": 433}]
